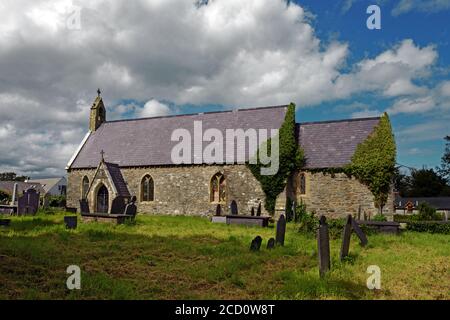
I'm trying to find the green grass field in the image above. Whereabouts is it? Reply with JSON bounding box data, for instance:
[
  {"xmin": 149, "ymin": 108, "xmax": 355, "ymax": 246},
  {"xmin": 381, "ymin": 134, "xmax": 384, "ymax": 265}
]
[{"xmin": 0, "ymin": 212, "xmax": 449, "ymax": 299}]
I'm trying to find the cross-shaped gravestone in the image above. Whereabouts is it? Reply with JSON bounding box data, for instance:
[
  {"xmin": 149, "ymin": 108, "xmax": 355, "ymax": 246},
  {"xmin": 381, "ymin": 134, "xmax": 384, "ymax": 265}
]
[
  {"xmin": 340, "ymin": 215, "xmax": 353, "ymax": 261},
  {"xmin": 230, "ymin": 200, "xmax": 238, "ymax": 215},
  {"xmin": 317, "ymin": 215, "xmax": 331, "ymax": 277},
  {"xmin": 275, "ymin": 214, "xmax": 286, "ymax": 246},
  {"xmin": 250, "ymin": 236, "xmax": 262, "ymax": 251}
]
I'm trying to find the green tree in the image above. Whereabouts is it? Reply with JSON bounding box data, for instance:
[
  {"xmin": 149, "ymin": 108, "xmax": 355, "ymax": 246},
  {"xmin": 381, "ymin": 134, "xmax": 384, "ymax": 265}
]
[
  {"xmin": 406, "ymin": 168, "xmax": 450, "ymax": 197},
  {"xmin": 0, "ymin": 172, "xmax": 29, "ymax": 181},
  {"xmin": 437, "ymin": 135, "xmax": 450, "ymax": 183},
  {"xmin": 247, "ymin": 103, "xmax": 304, "ymax": 214},
  {"xmin": 347, "ymin": 113, "xmax": 396, "ymax": 212}
]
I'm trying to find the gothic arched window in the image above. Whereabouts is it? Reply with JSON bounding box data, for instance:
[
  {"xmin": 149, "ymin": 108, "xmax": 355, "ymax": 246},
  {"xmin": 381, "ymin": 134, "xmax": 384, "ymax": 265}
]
[
  {"xmin": 210, "ymin": 173, "xmax": 226, "ymax": 203},
  {"xmin": 141, "ymin": 175, "xmax": 154, "ymax": 202},
  {"xmin": 81, "ymin": 176, "xmax": 89, "ymax": 199},
  {"xmin": 298, "ymin": 173, "xmax": 306, "ymax": 195}
]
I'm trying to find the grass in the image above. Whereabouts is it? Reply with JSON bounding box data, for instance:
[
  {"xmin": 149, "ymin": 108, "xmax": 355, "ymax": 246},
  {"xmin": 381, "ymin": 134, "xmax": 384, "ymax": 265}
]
[{"xmin": 0, "ymin": 212, "xmax": 449, "ymax": 300}]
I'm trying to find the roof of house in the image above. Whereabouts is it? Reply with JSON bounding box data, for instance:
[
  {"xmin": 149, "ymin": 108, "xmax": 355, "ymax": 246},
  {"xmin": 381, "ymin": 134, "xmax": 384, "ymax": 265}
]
[
  {"xmin": 395, "ymin": 196, "xmax": 450, "ymax": 210},
  {"xmin": 297, "ymin": 117, "xmax": 381, "ymax": 169},
  {"xmin": 27, "ymin": 177, "xmax": 66, "ymax": 194},
  {"xmin": 69, "ymin": 105, "xmax": 288, "ymax": 169},
  {"xmin": 0, "ymin": 181, "xmax": 45, "ymax": 195}
]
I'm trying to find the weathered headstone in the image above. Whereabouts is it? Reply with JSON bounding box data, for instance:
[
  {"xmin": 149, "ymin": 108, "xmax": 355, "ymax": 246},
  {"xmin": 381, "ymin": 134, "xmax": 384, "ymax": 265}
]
[
  {"xmin": 275, "ymin": 214, "xmax": 286, "ymax": 246},
  {"xmin": 340, "ymin": 215, "xmax": 352, "ymax": 261},
  {"xmin": 17, "ymin": 189, "xmax": 39, "ymax": 215},
  {"xmin": 317, "ymin": 215, "xmax": 331, "ymax": 277},
  {"xmin": 230, "ymin": 200, "xmax": 238, "ymax": 215},
  {"xmin": 79, "ymin": 199, "xmax": 90, "ymax": 214},
  {"xmin": 124, "ymin": 202, "xmax": 137, "ymax": 217},
  {"xmin": 351, "ymin": 219, "xmax": 368, "ymax": 246},
  {"xmin": 256, "ymin": 202, "xmax": 261, "ymax": 216},
  {"xmin": 267, "ymin": 237, "xmax": 275, "ymax": 249},
  {"xmin": 111, "ymin": 196, "xmax": 126, "ymax": 215},
  {"xmin": 64, "ymin": 216, "xmax": 77, "ymax": 229},
  {"xmin": 357, "ymin": 205, "xmax": 362, "ymax": 220},
  {"xmin": 251, "ymin": 207, "xmax": 255, "ymax": 216},
  {"xmin": 215, "ymin": 204, "xmax": 222, "ymax": 216},
  {"xmin": 250, "ymin": 236, "xmax": 262, "ymax": 251}
]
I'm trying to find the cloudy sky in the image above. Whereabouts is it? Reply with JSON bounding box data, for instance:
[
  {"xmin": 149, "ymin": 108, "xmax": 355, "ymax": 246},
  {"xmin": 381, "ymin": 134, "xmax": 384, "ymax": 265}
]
[{"xmin": 0, "ymin": 0, "xmax": 449, "ymax": 178}]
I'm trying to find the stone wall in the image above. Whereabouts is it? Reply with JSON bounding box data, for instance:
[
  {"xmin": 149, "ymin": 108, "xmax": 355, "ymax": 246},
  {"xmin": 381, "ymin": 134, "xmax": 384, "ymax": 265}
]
[
  {"xmin": 294, "ymin": 171, "xmax": 394, "ymax": 219},
  {"xmin": 67, "ymin": 164, "xmax": 267, "ymax": 216}
]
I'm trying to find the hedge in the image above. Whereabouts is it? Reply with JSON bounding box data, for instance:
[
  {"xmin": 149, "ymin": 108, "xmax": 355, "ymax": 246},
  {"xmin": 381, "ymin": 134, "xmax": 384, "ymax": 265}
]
[{"xmin": 406, "ymin": 221, "xmax": 450, "ymax": 234}]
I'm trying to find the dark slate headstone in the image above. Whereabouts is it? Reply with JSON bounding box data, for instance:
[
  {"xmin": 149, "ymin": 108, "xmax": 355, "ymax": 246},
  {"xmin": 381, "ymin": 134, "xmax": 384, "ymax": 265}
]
[
  {"xmin": 275, "ymin": 214, "xmax": 286, "ymax": 246},
  {"xmin": 111, "ymin": 196, "xmax": 126, "ymax": 215},
  {"xmin": 267, "ymin": 237, "xmax": 275, "ymax": 249},
  {"xmin": 351, "ymin": 219, "xmax": 368, "ymax": 246},
  {"xmin": 256, "ymin": 202, "xmax": 261, "ymax": 216},
  {"xmin": 250, "ymin": 236, "xmax": 262, "ymax": 251},
  {"xmin": 124, "ymin": 202, "xmax": 137, "ymax": 217},
  {"xmin": 64, "ymin": 216, "xmax": 77, "ymax": 229},
  {"xmin": 251, "ymin": 207, "xmax": 255, "ymax": 216},
  {"xmin": 79, "ymin": 199, "xmax": 90, "ymax": 214},
  {"xmin": 340, "ymin": 215, "xmax": 352, "ymax": 261},
  {"xmin": 230, "ymin": 200, "xmax": 238, "ymax": 215},
  {"xmin": 215, "ymin": 204, "xmax": 222, "ymax": 216},
  {"xmin": 0, "ymin": 219, "xmax": 11, "ymax": 227},
  {"xmin": 17, "ymin": 189, "xmax": 40, "ymax": 215},
  {"xmin": 317, "ymin": 215, "xmax": 331, "ymax": 277}
]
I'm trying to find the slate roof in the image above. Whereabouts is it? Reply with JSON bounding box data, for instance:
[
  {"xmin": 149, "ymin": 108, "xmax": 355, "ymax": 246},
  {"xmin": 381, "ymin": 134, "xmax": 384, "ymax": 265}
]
[
  {"xmin": 69, "ymin": 105, "xmax": 288, "ymax": 169},
  {"xmin": 395, "ymin": 196, "xmax": 450, "ymax": 210},
  {"xmin": 297, "ymin": 117, "xmax": 381, "ymax": 169},
  {"xmin": 0, "ymin": 181, "xmax": 45, "ymax": 195},
  {"xmin": 104, "ymin": 162, "xmax": 131, "ymax": 197},
  {"xmin": 27, "ymin": 177, "xmax": 66, "ymax": 194}
]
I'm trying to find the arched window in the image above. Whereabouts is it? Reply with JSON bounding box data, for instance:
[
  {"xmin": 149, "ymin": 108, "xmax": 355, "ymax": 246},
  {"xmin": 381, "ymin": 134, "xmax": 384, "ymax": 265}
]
[
  {"xmin": 210, "ymin": 173, "xmax": 226, "ymax": 203},
  {"xmin": 81, "ymin": 176, "xmax": 89, "ymax": 199},
  {"xmin": 298, "ymin": 173, "xmax": 306, "ymax": 195},
  {"xmin": 141, "ymin": 175, "xmax": 154, "ymax": 202}
]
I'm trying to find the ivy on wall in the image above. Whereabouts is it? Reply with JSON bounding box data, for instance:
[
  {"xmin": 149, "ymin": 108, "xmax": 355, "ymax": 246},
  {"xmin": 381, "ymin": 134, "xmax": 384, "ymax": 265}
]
[
  {"xmin": 346, "ymin": 112, "xmax": 397, "ymax": 212},
  {"xmin": 247, "ymin": 103, "xmax": 304, "ymax": 214}
]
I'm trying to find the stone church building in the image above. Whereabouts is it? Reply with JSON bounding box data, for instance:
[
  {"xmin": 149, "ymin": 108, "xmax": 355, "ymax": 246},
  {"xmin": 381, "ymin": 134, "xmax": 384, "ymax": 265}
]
[{"xmin": 66, "ymin": 94, "xmax": 394, "ymax": 218}]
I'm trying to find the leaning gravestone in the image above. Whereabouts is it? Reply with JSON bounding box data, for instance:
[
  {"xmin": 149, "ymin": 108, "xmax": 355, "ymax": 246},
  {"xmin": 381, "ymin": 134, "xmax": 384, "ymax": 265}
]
[
  {"xmin": 351, "ymin": 219, "xmax": 368, "ymax": 246},
  {"xmin": 317, "ymin": 215, "xmax": 331, "ymax": 277},
  {"xmin": 230, "ymin": 200, "xmax": 238, "ymax": 215},
  {"xmin": 256, "ymin": 202, "xmax": 261, "ymax": 216},
  {"xmin": 250, "ymin": 236, "xmax": 262, "ymax": 251},
  {"xmin": 267, "ymin": 238, "xmax": 275, "ymax": 249},
  {"xmin": 275, "ymin": 214, "xmax": 286, "ymax": 246},
  {"xmin": 340, "ymin": 215, "xmax": 353, "ymax": 261}
]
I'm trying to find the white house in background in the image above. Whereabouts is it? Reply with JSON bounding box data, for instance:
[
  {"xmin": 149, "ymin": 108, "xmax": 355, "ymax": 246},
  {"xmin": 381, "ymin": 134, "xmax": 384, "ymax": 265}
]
[{"xmin": 26, "ymin": 177, "xmax": 67, "ymax": 196}]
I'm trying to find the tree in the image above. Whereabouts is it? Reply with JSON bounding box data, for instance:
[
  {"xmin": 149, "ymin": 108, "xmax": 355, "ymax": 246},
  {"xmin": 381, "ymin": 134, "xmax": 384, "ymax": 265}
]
[
  {"xmin": 0, "ymin": 172, "xmax": 29, "ymax": 182},
  {"xmin": 403, "ymin": 168, "xmax": 450, "ymax": 197},
  {"xmin": 437, "ymin": 135, "xmax": 450, "ymax": 183}
]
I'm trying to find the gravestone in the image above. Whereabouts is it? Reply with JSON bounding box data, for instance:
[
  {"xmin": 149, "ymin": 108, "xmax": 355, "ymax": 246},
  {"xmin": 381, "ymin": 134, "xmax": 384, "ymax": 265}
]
[
  {"xmin": 0, "ymin": 219, "xmax": 11, "ymax": 227},
  {"xmin": 317, "ymin": 215, "xmax": 331, "ymax": 277},
  {"xmin": 251, "ymin": 207, "xmax": 255, "ymax": 216},
  {"xmin": 64, "ymin": 216, "xmax": 77, "ymax": 229},
  {"xmin": 351, "ymin": 219, "xmax": 368, "ymax": 246},
  {"xmin": 215, "ymin": 204, "xmax": 222, "ymax": 216},
  {"xmin": 230, "ymin": 200, "xmax": 238, "ymax": 215},
  {"xmin": 250, "ymin": 236, "xmax": 262, "ymax": 251},
  {"xmin": 17, "ymin": 189, "xmax": 39, "ymax": 215},
  {"xmin": 267, "ymin": 238, "xmax": 275, "ymax": 249},
  {"xmin": 124, "ymin": 202, "xmax": 137, "ymax": 217},
  {"xmin": 340, "ymin": 215, "xmax": 353, "ymax": 261},
  {"xmin": 79, "ymin": 199, "xmax": 90, "ymax": 214},
  {"xmin": 111, "ymin": 196, "xmax": 126, "ymax": 215},
  {"xmin": 275, "ymin": 214, "xmax": 286, "ymax": 246},
  {"xmin": 358, "ymin": 205, "xmax": 362, "ymax": 220},
  {"xmin": 256, "ymin": 202, "xmax": 261, "ymax": 216}
]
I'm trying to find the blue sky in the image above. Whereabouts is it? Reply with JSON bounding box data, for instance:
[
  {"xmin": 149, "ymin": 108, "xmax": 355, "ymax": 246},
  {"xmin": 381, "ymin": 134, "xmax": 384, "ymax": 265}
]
[{"xmin": 0, "ymin": 0, "xmax": 449, "ymax": 177}]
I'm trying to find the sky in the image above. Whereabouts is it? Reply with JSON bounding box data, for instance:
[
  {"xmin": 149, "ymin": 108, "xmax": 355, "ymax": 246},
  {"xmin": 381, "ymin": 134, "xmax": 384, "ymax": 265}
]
[{"xmin": 0, "ymin": 0, "xmax": 449, "ymax": 178}]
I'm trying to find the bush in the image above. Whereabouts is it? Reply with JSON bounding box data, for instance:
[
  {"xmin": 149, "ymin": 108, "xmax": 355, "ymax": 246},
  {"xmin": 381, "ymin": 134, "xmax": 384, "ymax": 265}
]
[
  {"xmin": 406, "ymin": 221, "xmax": 450, "ymax": 234},
  {"xmin": 393, "ymin": 214, "xmax": 419, "ymax": 223},
  {"xmin": 47, "ymin": 195, "xmax": 66, "ymax": 208},
  {"xmin": 295, "ymin": 203, "xmax": 318, "ymax": 235},
  {"xmin": 372, "ymin": 214, "xmax": 387, "ymax": 222},
  {"xmin": 417, "ymin": 203, "xmax": 443, "ymax": 221},
  {"xmin": 0, "ymin": 190, "xmax": 11, "ymax": 204}
]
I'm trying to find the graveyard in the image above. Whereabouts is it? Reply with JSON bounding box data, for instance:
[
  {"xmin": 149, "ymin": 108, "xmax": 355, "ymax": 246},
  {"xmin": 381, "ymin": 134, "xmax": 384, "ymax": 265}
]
[{"xmin": 0, "ymin": 211, "xmax": 449, "ymax": 300}]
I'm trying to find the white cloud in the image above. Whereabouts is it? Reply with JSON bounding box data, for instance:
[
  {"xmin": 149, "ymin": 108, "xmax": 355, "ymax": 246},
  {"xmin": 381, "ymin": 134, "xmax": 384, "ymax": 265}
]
[
  {"xmin": 392, "ymin": 0, "xmax": 450, "ymax": 16},
  {"xmin": 351, "ymin": 109, "xmax": 381, "ymax": 118},
  {"xmin": 387, "ymin": 96, "xmax": 435, "ymax": 115},
  {"xmin": 139, "ymin": 100, "xmax": 172, "ymax": 118}
]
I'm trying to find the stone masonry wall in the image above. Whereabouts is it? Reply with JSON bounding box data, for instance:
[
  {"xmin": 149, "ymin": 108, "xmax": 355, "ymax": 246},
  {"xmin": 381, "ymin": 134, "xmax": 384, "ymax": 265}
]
[
  {"xmin": 67, "ymin": 164, "xmax": 267, "ymax": 216},
  {"xmin": 295, "ymin": 171, "xmax": 394, "ymax": 219}
]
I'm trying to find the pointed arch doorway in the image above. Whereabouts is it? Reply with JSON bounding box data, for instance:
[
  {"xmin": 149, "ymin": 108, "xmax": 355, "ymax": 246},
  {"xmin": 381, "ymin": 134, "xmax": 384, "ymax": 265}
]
[{"xmin": 96, "ymin": 184, "xmax": 109, "ymax": 213}]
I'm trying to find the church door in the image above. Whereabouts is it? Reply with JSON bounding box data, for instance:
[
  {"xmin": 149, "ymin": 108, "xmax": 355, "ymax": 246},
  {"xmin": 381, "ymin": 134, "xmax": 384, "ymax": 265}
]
[{"xmin": 96, "ymin": 185, "xmax": 109, "ymax": 213}]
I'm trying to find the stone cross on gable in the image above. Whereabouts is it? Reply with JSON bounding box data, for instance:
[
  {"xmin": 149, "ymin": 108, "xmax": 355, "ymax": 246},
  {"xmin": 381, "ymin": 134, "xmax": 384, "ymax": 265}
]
[
  {"xmin": 97, "ymin": 88, "xmax": 101, "ymax": 97},
  {"xmin": 100, "ymin": 149, "xmax": 105, "ymax": 161}
]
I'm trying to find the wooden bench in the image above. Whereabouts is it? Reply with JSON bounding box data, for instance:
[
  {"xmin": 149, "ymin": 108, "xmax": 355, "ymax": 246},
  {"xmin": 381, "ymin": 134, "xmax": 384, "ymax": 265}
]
[
  {"xmin": 356, "ymin": 220, "xmax": 400, "ymax": 234},
  {"xmin": 81, "ymin": 213, "xmax": 132, "ymax": 225},
  {"xmin": 225, "ymin": 215, "xmax": 271, "ymax": 227}
]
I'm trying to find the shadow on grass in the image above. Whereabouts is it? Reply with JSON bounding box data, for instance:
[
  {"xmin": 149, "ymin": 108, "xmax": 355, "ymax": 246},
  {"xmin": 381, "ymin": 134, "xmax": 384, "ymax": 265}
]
[{"xmin": 9, "ymin": 217, "xmax": 61, "ymax": 231}]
